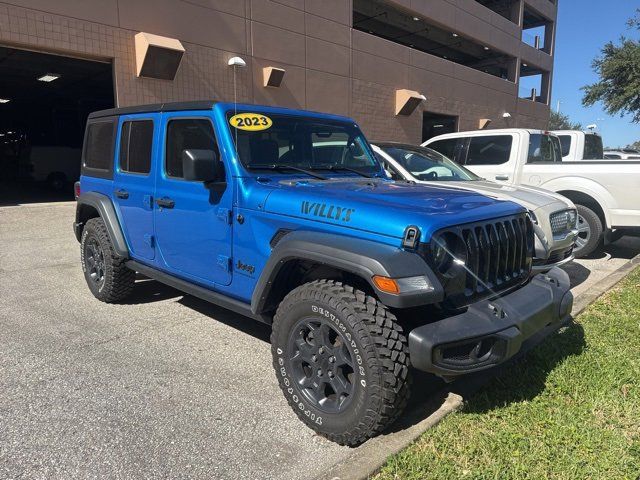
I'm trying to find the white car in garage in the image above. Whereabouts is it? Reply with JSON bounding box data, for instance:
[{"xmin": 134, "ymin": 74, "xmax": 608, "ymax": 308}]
[{"xmin": 372, "ymin": 142, "xmax": 578, "ymax": 272}]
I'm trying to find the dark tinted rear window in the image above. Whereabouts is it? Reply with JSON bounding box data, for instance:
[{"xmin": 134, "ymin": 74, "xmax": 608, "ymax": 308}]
[
  {"xmin": 84, "ymin": 120, "xmax": 115, "ymax": 171},
  {"xmin": 119, "ymin": 120, "xmax": 153, "ymax": 174},
  {"xmin": 466, "ymin": 135, "xmax": 512, "ymax": 165},
  {"xmin": 583, "ymin": 134, "xmax": 603, "ymax": 160},
  {"xmin": 528, "ymin": 134, "xmax": 561, "ymax": 163},
  {"xmin": 558, "ymin": 135, "xmax": 571, "ymax": 157}
]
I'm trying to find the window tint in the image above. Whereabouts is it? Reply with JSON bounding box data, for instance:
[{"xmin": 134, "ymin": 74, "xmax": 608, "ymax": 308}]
[
  {"xmin": 119, "ymin": 120, "xmax": 153, "ymax": 174},
  {"xmin": 427, "ymin": 138, "xmax": 458, "ymax": 161},
  {"xmin": 527, "ymin": 134, "xmax": 561, "ymax": 163},
  {"xmin": 583, "ymin": 134, "xmax": 603, "ymax": 160},
  {"xmin": 166, "ymin": 119, "xmax": 216, "ymax": 178},
  {"xmin": 84, "ymin": 121, "xmax": 115, "ymax": 170},
  {"xmin": 466, "ymin": 135, "xmax": 512, "ymax": 165},
  {"xmin": 558, "ymin": 135, "xmax": 571, "ymax": 157}
]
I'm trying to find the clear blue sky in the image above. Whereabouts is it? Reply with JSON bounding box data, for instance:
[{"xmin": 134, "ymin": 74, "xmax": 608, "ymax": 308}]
[{"xmin": 551, "ymin": 0, "xmax": 639, "ymax": 148}]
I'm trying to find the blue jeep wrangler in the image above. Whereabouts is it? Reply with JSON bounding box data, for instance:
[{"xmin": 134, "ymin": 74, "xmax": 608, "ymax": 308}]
[{"xmin": 74, "ymin": 101, "xmax": 572, "ymax": 445}]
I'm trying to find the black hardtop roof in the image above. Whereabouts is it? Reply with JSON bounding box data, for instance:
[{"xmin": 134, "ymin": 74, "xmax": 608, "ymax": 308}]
[{"xmin": 87, "ymin": 101, "xmax": 218, "ymax": 119}]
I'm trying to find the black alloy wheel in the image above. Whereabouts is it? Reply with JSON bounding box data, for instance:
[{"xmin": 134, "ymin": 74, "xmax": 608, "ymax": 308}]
[{"xmin": 288, "ymin": 317, "xmax": 356, "ymax": 414}]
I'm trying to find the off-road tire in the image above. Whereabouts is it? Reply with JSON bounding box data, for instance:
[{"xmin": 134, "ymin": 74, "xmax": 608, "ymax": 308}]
[
  {"xmin": 271, "ymin": 279, "xmax": 411, "ymax": 446},
  {"xmin": 80, "ymin": 217, "xmax": 134, "ymax": 302},
  {"xmin": 574, "ymin": 204, "xmax": 603, "ymax": 258}
]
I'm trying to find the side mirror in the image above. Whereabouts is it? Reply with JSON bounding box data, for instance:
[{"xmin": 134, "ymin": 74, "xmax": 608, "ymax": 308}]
[{"xmin": 182, "ymin": 149, "xmax": 223, "ymax": 183}]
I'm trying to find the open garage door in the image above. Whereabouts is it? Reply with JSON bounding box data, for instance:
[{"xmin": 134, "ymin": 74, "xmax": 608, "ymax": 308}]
[{"xmin": 0, "ymin": 47, "xmax": 114, "ymax": 205}]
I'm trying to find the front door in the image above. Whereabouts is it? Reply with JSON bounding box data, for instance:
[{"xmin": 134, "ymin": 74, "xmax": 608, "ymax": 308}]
[
  {"xmin": 112, "ymin": 115, "xmax": 157, "ymax": 261},
  {"xmin": 153, "ymin": 113, "xmax": 233, "ymax": 286}
]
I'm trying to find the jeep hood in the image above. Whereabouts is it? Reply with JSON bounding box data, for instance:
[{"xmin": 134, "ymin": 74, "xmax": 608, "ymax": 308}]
[{"xmin": 262, "ymin": 177, "xmax": 525, "ymax": 241}]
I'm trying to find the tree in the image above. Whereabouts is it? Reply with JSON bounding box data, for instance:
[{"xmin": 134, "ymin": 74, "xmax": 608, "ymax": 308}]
[
  {"xmin": 548, "ymin": 110, "xmax": 582, "ymax": 130},
  {"xmin": 627, "ymin": 140, "xmax": 640, "ymax": 150},
  {"xmin": 582, "ymin": 9, "xmax": 640, "ymax": 123}
]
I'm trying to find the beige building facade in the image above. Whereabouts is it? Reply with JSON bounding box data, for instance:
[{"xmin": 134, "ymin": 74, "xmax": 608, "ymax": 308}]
[{"xmin": 0, "ymin": 0, "xmax": 557, "ymax": 145}]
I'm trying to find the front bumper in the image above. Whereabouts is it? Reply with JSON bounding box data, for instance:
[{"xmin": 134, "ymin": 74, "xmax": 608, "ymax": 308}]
[{"xmin": 408, "ymin": 267, "xmax": 573, "ymax": 377}]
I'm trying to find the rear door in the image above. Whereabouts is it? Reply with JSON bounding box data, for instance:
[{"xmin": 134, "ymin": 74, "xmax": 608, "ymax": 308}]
[
  {"xmin": 153, "ymin": 113, "xmax": 232, "ymax": 286},
  {"xmin": 460, "ymin": 134, "xmax": 516, "ymax": 184},
  {"xmin": 112, "ymin": 115, "xmax": 157, "ymax": 261}
]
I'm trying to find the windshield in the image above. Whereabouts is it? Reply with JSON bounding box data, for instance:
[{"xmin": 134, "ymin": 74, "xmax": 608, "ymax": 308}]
[
  {"xmin": 583, "ymin": 134, "xmax": 603, "ymax": 159},
  {"xmin": 381, "ymin": 145, "xmax": 480, "ymax": 181},
  {"xmin": 227, "ymin": 111, "xmax": 381, "ymax": 175},
  {"xmin": 528, "ymin": 134, "xmax": 562, "ymax": 163}
]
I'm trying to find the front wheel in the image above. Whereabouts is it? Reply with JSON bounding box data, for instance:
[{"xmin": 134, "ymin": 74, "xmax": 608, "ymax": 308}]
[
  {"xmin": 271, "ymin": 280, "xmax": 410, "ymax": 446},
  {"xmin": 574, "ymin": 204, "xmax": 603, "ymax": 258}
]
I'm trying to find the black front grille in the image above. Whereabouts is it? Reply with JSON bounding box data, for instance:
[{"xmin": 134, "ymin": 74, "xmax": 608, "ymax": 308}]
[{"xmin": 424, "ymin": 214, "xmax": 533, "ymax": 308}]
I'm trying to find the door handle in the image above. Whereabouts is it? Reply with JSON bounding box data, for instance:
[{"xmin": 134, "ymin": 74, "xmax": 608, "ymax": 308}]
[
  {"xmin": 495, "ymin": 174, "xmax": 509, "ymax": 181},
  {"xmin": 156, "ymin": 197, "xmax": 175, "ymax": 209},
  {"xmin": 114, "ymin": 189, "xmax": 129, "ymax": 199}
]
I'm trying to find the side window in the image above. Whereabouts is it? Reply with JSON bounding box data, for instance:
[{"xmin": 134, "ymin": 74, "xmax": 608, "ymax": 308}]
[
  {"xmin": 558, "ymin": 135, "xmax": 571, "ymax": 157},
  {"xmin": 428, "ymin": 138, "xmax": 459, "ymax": 162},
  {"xmin": 119, "ymin": 120, "xmax": 153, "ymax": 174},
  {"xmin": 165, "ymin": 118, "xmax": 217, "ymax": 179},
  {"xmin": 527, "ymin": 134, "xmax": 561, "ymax": 163},
  {"xmin": 83, "ymin": 120, "xmax": 115, "ymax": 171},
  {"xmin": 466, "ymin": 135, "xmax": 513, "ymax": 165}
]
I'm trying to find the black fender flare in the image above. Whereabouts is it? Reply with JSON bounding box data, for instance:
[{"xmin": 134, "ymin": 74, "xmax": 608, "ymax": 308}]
[
  {"xmin": 251, "ymin": 230, "xmax": 443, "ymax": 313},
  {"xmin": 75, "ymin": 192, "xmax": 129, "ymax": 258}
]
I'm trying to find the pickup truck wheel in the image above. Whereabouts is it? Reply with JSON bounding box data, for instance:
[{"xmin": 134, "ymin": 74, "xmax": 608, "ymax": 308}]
[
  {"xmin": 574, "ymin": 204, "xmax": 603, "ymax": 258},
  {"xmin": 271, "ymin": 279, "xmax": 410, "ymax": 446},
  {"xmin": 80, "ymin": 217, "xmax": 135, "ymax": 302}
]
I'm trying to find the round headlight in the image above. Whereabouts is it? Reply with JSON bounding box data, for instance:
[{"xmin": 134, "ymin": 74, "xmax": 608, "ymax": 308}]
[{"xmin": 431, "ymin": 232, "xmax": 467, "ymax": 275}]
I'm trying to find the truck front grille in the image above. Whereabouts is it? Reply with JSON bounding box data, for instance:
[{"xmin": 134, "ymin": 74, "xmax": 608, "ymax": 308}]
[{"xmin": 423, "ymin": 213, "xmax": 534, "ymax": 308}]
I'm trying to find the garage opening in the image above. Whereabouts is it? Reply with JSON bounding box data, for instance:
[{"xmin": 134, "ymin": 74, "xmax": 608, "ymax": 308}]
[
  {"xmin": 422, "ymin": 112, "xmax": 457, "ymax": 142},
  {"xmin": 0, "ymin": 47, "xmax": 114, "ymax": 205}
]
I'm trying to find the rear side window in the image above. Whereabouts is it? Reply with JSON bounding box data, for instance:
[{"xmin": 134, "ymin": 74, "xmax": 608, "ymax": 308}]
[
  {"xmin": 428, "ymin": 138, "xmax": 459, "ymax": 162},
  {"xmin": 165, "ymin": 119, "xmax": 217, "ymax": 179},
  {"xmin": 466, "ymin": 135, "xmax": 512, "ymax": 165},
  {"xmin": 119, "ymin": 120, "xmax": 153, "ymax": 174},
  {"xmin": 528, "ymin": 134, "xmax": 561, "ymax": 163},
  {"xmin": 83, "ymin": 120, "xmax": 115, "ymax": 171},
  {"xmin": 558, "ymin": 135, "xmax": 571, "ymax": 157}
]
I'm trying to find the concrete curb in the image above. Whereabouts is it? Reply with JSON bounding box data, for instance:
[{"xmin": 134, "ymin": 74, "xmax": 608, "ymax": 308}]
[{"xmin": 317, "ymin": 253, "xmax": 640, "ymax": 480}]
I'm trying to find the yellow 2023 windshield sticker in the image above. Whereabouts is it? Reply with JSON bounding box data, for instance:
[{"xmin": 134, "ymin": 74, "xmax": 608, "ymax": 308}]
[{"xmin": 229, "ymin": 113, "xmax": 273, "ymax": 131}]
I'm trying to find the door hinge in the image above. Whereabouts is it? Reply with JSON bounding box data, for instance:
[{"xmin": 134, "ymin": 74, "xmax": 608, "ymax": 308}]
[
  {"xmin": 217, "ymin": 255, "xmax": 231, "ymax": 272},
  {"xmin": 217, "ymin": 207, "xmax": 232, "ymax": 224},
  {"xmin": 143, "ymin": 234, "xmax": 155, "ymax": 248}
]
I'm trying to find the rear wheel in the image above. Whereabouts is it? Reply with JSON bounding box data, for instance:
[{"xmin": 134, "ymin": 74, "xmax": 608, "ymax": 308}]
[
  {"xmin": 271, "ymin": 279, "xmax": 410, "ymax": 446},
  {"xmin": 80, "ymin": 217, "xmax": 135, "ymax": 302},
  {"xmin": 574, "ymin": 204, "xmax": 603, "ymax": 258}
]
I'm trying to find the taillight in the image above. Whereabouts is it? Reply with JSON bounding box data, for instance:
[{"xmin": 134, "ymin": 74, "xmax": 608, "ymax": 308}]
[{"xmin": 74, "ymin": 181, "xmax": 81, "ymax": 199}]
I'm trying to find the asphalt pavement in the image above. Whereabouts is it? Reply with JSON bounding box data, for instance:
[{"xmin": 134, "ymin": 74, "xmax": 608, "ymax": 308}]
[{"xmin": 1, "ymin": 202, "xmax": 638, "ymax": 479}]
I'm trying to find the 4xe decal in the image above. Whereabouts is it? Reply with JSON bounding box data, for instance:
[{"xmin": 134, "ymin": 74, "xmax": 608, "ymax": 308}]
[
  {"xmin": 229, "ymin": 113, "xmax": 272, "ymax": 131},
  {"xmin": 301, "ymin": 201, "xmax": 355, "ymax": 222}
]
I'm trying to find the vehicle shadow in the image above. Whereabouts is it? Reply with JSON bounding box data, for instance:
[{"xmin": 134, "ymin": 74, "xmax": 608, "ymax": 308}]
[
  {"xmin": 561, "ymin": 262, "xmax": 591, "ymax": 289},
  {"xmin": 121, "ymin": 278, "xmax": 183, "ymax": 304},
  {"xmin": 178, "ymin": 295, "xmax": 271, "ymax": 344}
]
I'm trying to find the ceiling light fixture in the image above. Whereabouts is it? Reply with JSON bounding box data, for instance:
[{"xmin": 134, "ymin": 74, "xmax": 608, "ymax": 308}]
[
  {"xmin": 483, "ymin": 46, "xmax": 490, "ymax": 51},
  {"xmin": 0, "ymin": 98, "xmax": 10, "ymax": 103},
  {"xmin": 37, "ymin": 73, "xmax": 61, "ymax": 82},
  {"xmin": 412, "ymin": 16, "xmax": 420, "ymax": 21},
  {"xmin": 523, "ymin": 63, "xmax": 528, "ymax": 67},
  {"xmin": 452, "ymin": 33, "xmax": 459, "ymax": 37}
]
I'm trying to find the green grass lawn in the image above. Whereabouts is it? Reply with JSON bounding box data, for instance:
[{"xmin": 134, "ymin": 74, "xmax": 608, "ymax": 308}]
[{"xmin": 377, "ymin": 268, "xmax": 640, "ymax": 480}]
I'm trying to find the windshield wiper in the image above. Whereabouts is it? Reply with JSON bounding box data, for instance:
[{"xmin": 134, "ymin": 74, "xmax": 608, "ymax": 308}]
[
  {"xmin": 246, "ymin": 164, "xmax": 327, "ymax": 180},
  {"xmin": 310, "ymin": 164, "xmax": 373, "ymax": 178}
]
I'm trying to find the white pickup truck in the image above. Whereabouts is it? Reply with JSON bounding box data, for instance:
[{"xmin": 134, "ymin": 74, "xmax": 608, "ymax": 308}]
[
  {"xmin": 551, "ymin": 130, "xmax": 604, "ymax": 161},
  {"xmin": 423, "ymin": 128, "xmax": 640, "ymax": 257}
]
